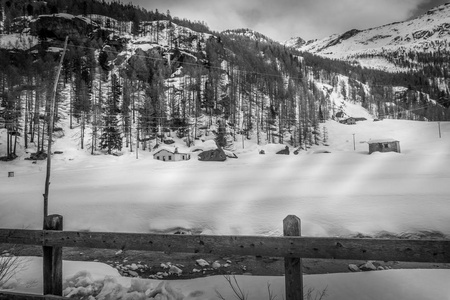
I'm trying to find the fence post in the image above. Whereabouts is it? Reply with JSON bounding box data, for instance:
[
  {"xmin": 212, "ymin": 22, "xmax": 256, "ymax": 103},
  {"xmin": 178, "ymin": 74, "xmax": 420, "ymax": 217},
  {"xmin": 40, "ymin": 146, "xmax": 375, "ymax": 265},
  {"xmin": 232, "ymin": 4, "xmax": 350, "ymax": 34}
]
[
  {"xmin": 43, "ymin": 214, "xmax": 63, "ymax": 296},
  {"xmin": 283, "ymin": 215, "xmax": 303, "ymax": 300}
]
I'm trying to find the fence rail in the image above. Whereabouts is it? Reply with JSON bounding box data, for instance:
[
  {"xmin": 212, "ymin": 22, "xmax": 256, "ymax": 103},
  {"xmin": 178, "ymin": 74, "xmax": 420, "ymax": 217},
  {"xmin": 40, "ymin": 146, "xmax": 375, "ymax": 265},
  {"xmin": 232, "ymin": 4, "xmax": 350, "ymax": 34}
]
[
  {"xmin": 1, "ymin": 228, "xmax": 449, "ymax": 262},
  {"xmin": 1, "ymin": 214, "xmax": 449, "ymax": 300},
  {"xmin": 0, "ymin": 291, "xmax": 68, "ymax": 300}
]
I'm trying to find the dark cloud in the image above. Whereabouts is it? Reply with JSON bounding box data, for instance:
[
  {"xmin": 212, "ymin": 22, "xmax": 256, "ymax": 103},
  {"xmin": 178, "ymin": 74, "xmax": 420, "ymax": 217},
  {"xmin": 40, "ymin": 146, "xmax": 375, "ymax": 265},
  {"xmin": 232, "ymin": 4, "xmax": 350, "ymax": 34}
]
[
  {"xmin": 126, "ymin": 0, "xmax": 449, "ymax": 41},
  {"xmin": 410, "ymin": 0, "xmax": 449, "ymax": 17}
]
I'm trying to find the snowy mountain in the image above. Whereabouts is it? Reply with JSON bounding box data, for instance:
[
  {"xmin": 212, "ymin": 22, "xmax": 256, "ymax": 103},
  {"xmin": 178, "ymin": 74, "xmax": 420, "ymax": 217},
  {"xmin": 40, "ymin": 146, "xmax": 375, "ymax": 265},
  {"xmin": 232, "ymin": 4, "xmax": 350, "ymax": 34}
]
[
  {"xmin": 291, "ymin": 3, "xmax": 450, "ymax": 72},
  {"xmin": 284, "ymin": 36, "xmax": 306, "ymax": 48}
]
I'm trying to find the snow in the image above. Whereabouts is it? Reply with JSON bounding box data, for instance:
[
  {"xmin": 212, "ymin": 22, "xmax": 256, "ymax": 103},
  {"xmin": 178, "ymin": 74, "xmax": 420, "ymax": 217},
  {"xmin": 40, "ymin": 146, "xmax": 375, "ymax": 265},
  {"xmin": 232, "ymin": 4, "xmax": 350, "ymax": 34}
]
[
  {"xmin": 135, "ymin": 20, "xmax": 212, "ymax": 53},
  {"xmin": 0, "ymin": 33, "xmax": 38, "ymax": 50},
  {"xmin": 1, "ymin": 120, "xmax": 449, "ymax": 237},
  {"xmin": 1, "ymin": 99, "xmax": 450, "ymax": 298},
  {"xmin": 367, "ymin": 138, "xmax": 398, "ymax": 143},
  {"xmin": 295, "ymin": 3, "xmax": 450, "ymax": 71},
  {"xmin": 2, "ymin": 257, "xmax": 450, "ymax": 300}
]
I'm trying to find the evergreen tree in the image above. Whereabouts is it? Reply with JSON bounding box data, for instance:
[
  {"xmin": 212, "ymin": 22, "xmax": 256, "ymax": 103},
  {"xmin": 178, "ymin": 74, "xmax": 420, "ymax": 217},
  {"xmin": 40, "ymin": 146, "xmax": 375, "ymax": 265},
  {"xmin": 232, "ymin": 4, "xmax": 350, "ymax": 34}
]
[
  {"xmin": 99, "ymin": 74, "xmax": 122, "ymax": 154},
  {"xmin": 215, "ymin": 119, "xmax": 227, "ymax": 148}
]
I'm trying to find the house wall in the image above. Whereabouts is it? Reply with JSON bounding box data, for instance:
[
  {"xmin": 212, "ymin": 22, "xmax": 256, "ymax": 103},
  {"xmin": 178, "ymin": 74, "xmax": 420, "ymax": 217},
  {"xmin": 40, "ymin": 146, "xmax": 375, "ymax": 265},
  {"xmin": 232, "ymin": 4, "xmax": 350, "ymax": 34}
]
[
  {"xmin": 174, "ymin": 153, "xmax": 191, "ymax": 161},
  {"xmin": 154, "ymin": 150, "xmax": 173, "ymax": 161},
  {"xmin": 154, "ymin": 150, "xmax": 190, "ymax": 161},
  {"xmin": 369, "ymin": 141, "xmax": 400, "ymax": 154}
]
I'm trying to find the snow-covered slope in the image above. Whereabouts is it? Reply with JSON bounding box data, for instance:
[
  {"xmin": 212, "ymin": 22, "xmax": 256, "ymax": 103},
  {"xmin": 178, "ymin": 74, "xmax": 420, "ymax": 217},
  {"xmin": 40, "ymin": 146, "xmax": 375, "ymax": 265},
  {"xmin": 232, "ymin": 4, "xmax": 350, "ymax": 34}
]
[
  {"xmin": 136, "ymin": 20, "xmax": 212, "ymax": 52},
  {"xmin": 221, "ymin": 28, "xmax": 274, "ymax": 43},
  {"xmin": 292, "ymin": 3, "xmax": 450, "ymax": 71}
]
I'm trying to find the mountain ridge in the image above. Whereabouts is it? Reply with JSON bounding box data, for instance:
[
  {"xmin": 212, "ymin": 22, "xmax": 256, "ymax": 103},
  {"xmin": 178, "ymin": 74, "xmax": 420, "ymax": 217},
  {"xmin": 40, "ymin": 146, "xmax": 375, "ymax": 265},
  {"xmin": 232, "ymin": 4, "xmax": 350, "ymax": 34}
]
[{"xmin": 286, "ymin": 3, "xmax": 450, "ymax": 72}]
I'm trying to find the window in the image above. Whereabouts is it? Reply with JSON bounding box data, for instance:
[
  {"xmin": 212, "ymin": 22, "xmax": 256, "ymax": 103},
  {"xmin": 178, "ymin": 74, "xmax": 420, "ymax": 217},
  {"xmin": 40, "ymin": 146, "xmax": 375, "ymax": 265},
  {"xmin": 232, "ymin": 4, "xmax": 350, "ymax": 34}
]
[
  {"xmin": 383, "ymin": 143, "xmax": 390, "ymax": 149},
  {"xmin": 169, "ymin": 156, "xmax": 172, "ymax": 160},
  {"xmin": 157, "ymin": 156, "xmax": 160, "ymax": 160}
]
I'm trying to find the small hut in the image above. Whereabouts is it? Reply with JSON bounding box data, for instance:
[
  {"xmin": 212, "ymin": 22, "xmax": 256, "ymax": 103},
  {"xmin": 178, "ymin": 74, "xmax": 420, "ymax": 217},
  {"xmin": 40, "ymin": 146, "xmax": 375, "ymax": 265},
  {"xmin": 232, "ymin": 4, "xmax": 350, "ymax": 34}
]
[
  {"xmin": 368, "ymin": 139, "xmax": 401, "ymax": 154},
  {"xmin": 198, "ymin": 148, "xmax": 227, "ymax": 161},
  {"xmin": 340, "ymin": 117, "xmax": 356, "ymax": 125},
  {"xmin": 153, "ymin": 148, "xmax": 191, "ymax": 162}
]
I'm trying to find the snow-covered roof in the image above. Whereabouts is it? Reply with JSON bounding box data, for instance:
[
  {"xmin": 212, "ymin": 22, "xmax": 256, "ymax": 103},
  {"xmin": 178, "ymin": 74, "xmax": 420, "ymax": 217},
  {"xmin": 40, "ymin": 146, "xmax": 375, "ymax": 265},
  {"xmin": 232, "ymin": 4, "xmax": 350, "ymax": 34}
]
[
  {"xmin": 368, "ymin": 139, "xmax": 399, "ymax": 144},
  {"xmin": 153, "ymin": 147, "xmax": 189, "ymax": 156}
]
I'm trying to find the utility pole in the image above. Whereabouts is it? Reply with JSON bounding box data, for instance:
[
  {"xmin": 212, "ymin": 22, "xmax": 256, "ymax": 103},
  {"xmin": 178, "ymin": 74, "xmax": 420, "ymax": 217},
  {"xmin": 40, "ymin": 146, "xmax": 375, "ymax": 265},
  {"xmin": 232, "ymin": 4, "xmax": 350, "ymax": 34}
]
[
  {"xmin": 136, "ymin": 128, "xmax": 139, "ymax": 159},
  {"xmin": 438, "ymin": 122, "xmax": 441, "ymax": 138},
  {"xmin": 353, "ymin": 133, "xmax": 356, "ymax": 151},
  {"xmin": 43, "ymin": 36, "xmax": 68, "ymax": 221}
]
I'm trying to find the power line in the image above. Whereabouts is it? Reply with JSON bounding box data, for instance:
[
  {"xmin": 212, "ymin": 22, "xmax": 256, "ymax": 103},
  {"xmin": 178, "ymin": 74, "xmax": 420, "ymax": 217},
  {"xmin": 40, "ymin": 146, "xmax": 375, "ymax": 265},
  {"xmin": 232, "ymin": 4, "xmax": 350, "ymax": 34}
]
[{"xmin": 3, "ymin": 97, "xmax": 449, "ymax": 121}]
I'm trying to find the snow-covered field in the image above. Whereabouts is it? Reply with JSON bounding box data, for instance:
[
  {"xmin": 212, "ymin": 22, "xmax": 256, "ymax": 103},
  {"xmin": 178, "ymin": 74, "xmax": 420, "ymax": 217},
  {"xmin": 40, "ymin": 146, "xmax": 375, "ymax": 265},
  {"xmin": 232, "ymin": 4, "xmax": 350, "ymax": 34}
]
[
  {"xmin": 1, "ymin": 118, "xmax": 450, "ymax": 299},
  {"xmin": 3, "ymin": 257, "xmax": 449, "ymax": 300},
  {"xmin": 1, "ymin": 119, "xmax": 449, "ymax": 238}
]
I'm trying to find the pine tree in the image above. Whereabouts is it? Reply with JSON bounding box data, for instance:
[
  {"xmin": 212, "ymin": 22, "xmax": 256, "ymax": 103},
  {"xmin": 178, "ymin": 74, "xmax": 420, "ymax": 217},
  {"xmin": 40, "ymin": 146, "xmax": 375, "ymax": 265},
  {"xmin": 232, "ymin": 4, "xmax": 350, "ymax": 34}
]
[
  {"xmin": 99, "ymin": 74, "xmax": 122, "ymax": 154},
  {"xmin": 323, "ymin": 126, "xmax": 329, "ymax": 145},
  {"xmin": 313, "ymin": 122, "xmax": 321, "ymax": 146},
  {"xmin": 215, "ymin": 119, "xmax": 227, "ymax": 148}
]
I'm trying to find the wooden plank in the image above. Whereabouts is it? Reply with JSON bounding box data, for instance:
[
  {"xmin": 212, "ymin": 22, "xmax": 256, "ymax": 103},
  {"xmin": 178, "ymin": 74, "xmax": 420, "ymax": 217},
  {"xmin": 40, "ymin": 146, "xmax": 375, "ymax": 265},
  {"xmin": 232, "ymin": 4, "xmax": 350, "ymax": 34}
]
[
  {"xmin": 283, "ymin": 215, "xmax": 303, "ymax": 300},
  {"xmin": 0, "ymin": 291, "xmax": 70, "ymax": 300},
  {"xmin": 43, "ymin": 215, "xmax": 63, "ymax": 297},
  {"xmin": 0, "ymin": 229, "xmax": 43, "ymax": 245},
  {"xmin": 1, "ymin": 229, "xmax": 449, "ymax": 263}
]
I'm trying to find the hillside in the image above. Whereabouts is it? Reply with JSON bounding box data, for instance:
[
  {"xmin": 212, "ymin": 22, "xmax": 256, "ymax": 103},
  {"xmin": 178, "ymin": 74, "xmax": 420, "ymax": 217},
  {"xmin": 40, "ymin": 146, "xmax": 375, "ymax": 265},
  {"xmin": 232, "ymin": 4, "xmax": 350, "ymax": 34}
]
[{"xmin": 0, "ymin": 0, "xmax": 449, "ymax": 163}]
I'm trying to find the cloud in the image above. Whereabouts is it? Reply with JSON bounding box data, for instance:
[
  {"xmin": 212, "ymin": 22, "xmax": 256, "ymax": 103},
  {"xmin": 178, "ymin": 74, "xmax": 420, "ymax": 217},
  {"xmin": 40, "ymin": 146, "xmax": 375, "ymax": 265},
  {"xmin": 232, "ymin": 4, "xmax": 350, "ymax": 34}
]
[
  {"xmin": 236, "ymin": 8, "xmax": 263, "ymax": 28},
  {"xmin": 409, "ymin": 0, "xmax": 449, "ymax": 17},
  {"xmin": 129, "ymin": 0, "xmax": 448, "ymax": 41}
]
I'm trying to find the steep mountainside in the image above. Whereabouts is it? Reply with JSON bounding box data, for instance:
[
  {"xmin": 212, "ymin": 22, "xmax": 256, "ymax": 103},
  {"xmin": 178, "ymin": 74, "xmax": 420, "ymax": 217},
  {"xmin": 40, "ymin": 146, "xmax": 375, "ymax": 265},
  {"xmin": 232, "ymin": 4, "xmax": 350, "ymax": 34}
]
[{"xmin": 290, "ymin": 3, "xmax": 450, "ymax": 72}]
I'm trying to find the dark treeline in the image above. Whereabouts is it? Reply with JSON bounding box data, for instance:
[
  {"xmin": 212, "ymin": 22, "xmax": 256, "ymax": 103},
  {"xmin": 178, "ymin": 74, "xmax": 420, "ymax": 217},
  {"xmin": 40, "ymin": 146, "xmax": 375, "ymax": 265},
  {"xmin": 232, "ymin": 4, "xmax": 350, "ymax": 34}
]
[{"xmin": 0, "ymin": 0, "xmax": 210, "ymax": 35}]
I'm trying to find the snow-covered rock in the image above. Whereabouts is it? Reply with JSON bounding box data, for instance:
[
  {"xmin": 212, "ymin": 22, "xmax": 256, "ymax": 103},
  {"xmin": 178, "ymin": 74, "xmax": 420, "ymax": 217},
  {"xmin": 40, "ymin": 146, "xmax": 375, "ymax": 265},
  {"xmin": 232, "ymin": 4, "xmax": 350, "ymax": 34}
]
[
  {"xmin": 359, "ymin": 261, "xmax": 378, "ymax": 271},
  {"xmin": 348, "ymin": 264, "xmax": 361, "ymax": 272},
  {"xmin": 196, "ymin": 259, "xmax": 210, "ymax": 267},
  {"xmin": 169, "ymin": 265, "xmax": 183, "ymax": 276}
]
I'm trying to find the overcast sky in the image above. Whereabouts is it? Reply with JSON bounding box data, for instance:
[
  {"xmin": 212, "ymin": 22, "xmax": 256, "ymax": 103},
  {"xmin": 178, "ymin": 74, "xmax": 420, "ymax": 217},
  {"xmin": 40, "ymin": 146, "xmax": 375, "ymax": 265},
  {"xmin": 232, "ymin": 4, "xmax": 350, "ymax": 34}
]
[{"xmin": 128, "ymin": 0, "xmax": 448, "ymax": 41}]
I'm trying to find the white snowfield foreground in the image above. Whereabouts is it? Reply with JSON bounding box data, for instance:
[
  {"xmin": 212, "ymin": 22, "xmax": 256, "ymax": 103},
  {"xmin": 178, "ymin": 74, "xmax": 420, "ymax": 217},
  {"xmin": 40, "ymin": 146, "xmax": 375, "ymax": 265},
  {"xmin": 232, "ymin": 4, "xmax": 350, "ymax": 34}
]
[{"xmin": 2, "ymin": 257, "xmax": 449, "ymax": 300}]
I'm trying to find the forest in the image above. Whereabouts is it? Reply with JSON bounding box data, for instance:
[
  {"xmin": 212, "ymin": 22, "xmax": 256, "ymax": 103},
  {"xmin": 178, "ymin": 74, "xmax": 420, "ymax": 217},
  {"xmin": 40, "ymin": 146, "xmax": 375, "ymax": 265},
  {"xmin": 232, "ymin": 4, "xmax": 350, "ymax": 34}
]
[{"xmin": 1, "ymin": 0, "xmax": 449, "ymax": 160}]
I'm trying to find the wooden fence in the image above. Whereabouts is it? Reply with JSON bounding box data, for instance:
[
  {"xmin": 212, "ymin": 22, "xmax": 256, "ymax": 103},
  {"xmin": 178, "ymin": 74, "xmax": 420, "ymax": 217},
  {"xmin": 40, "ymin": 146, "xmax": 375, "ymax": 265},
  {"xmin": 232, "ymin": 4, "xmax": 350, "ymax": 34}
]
[{"xmin": 0, "ymin": 214, "xmax": 449, "ymax": 300}]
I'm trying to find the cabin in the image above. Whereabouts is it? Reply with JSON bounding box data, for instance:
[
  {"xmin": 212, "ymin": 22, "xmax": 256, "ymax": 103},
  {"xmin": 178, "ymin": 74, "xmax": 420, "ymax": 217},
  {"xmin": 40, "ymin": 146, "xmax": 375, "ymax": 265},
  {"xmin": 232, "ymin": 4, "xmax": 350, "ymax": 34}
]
[
  {"xmin": 198, "ymin": 148, "xmax": 227, "ymax": 162},
  {"xmin": 153, "ymin": 148, "xmax": 191, "ymax": 162},
  {"xmin": 340, "ymin": 117, "xmax": 356, "ymax": 125},
  {"xmin": 368, "ymin": 139, "xmax": 401, "ymax": 154}
]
